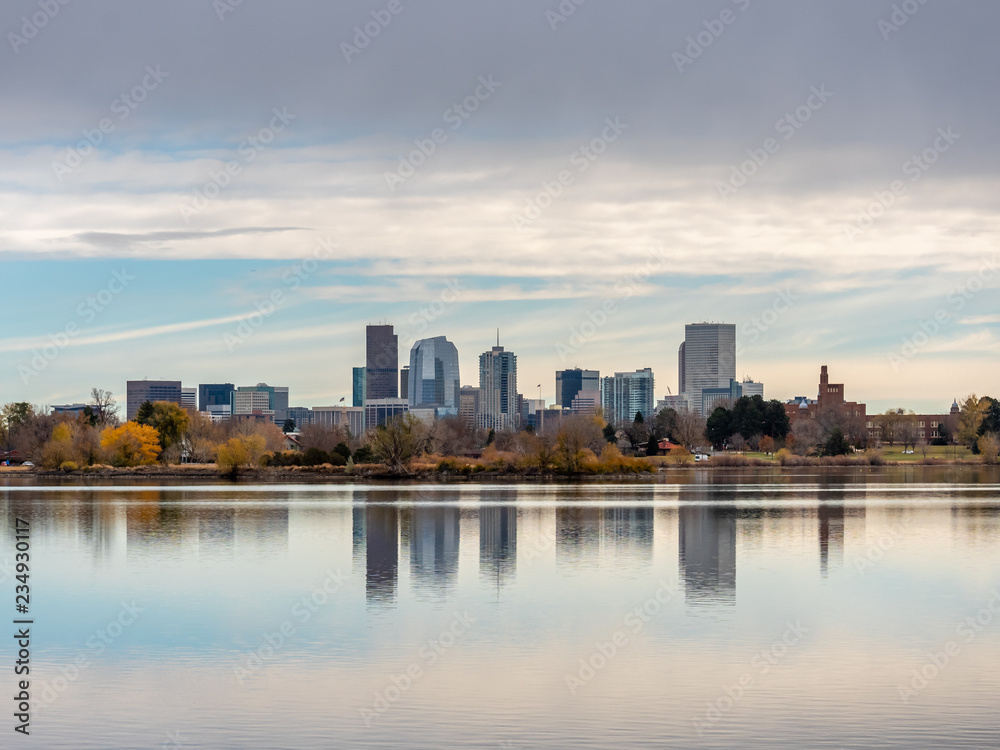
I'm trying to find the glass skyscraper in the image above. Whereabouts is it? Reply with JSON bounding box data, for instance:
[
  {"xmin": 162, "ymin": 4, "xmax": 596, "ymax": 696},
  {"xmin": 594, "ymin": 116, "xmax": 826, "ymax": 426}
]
[{"xmin": 408, "ymin": 336, "xmax": 460, "ymax": 414}]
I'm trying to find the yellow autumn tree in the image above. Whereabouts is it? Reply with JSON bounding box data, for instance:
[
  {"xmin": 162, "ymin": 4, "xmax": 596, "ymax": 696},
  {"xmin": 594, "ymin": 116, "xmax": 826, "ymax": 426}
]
[
  {"xmin": 100, "ymin": 423, "xmax": 162, "ymax": 466},
  {"xmin": 216, "ymin": 435, "xmax": 267, "ymax": 475}
]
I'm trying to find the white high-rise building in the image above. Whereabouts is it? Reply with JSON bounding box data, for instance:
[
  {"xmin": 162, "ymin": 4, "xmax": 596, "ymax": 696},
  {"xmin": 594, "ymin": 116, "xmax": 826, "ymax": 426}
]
[
  {"xmin": 680, "ymin": 323, "xmax": 737, "ymax": 416},
  {"xmin": 478, "ymin": 345, "xmax": 518, "ymax": 431}
]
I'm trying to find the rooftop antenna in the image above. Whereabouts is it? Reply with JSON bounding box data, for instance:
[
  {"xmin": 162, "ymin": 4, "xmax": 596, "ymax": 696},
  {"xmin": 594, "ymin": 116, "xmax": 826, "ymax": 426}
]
[{"xmin": 496, "ymin": 328, "xmax": 500, "ymax": 347}]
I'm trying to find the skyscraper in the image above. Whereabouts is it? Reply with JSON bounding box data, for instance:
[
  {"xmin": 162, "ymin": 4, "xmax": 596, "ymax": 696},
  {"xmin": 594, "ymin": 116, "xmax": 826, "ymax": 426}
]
[
  {"xmin": 408, "ymin": 336, "xmax": 460, "ymax": 415},
  {"xmin": 601, "ymin": 368, "xmax": 654, "ymax": 425},
  {"xmin": 680, "ymin": 323, "xmax": 737, "ymax": 416},
  {"xmin": 555, "ymin": 368, "xmax": 600, "ymax": 410},
  {"xmin": 365, "ymin": 324, "xmax": 398, "ymax": 400},
  {"xmin": 478, "ymin": 345, "xmax": 518, "ymax": 431},
  {"xmin": 352, "ymin": 367, "xmax": 366, "ymax": 407}
]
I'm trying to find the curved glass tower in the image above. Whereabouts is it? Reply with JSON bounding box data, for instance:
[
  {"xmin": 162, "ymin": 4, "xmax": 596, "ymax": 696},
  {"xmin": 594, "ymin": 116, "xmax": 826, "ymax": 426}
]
[{"xmin": 407, "ymin": 336, "xmax": 461, "ymax": 415}]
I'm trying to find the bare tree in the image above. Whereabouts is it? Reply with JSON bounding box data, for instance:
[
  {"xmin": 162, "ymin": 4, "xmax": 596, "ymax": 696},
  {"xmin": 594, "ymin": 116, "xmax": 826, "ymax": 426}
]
[
  {"xmin": 369, "ymin": 414, "xmax": 430, "ymax": 473},
  {"xmin": 672, "ymin": 409, "xmax": 707, "ymax": 451},
  {"xmin": 90, "ymin": 388, "xmax": 120, "ymax": 428},
  {"xmin": 791, "ymin": 417, "xmax": 825, "ymax": 455},
  {"xmin": 897, "ymin": 417, "xmax": 919, "ymax": 452},
  {"xmin": 729, "ymin": 433, "xmax": 747, "ymax": 453}
]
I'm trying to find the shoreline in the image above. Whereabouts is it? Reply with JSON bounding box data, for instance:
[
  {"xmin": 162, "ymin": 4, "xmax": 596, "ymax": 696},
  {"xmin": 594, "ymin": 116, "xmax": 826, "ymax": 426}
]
[{"xmin": 2, "ymin": 462, "xmax": 997, "ymax": 485}]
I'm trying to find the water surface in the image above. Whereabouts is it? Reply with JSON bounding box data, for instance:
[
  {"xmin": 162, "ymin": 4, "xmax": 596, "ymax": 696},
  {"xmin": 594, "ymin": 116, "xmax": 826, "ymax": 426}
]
[{"xmin": 2, "ymin": 468, "xmax": 999, "ymax": 749}]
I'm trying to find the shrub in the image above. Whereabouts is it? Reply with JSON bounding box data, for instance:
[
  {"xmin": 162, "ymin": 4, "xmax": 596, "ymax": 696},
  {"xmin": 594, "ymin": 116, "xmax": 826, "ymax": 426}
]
[
  {"xmin": 865, "ymin": 448, "xmax": 885, "ymax": 466},
  {"xmin": 59, "ymin": 460, "xmax": 79, "ymax": 473}
]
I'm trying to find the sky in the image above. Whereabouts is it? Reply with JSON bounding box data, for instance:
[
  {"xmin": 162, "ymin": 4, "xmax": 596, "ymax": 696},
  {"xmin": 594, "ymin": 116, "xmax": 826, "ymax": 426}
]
[{"xmin": 1, "ymin": 0, "xmax": 998, "ymax": 414}]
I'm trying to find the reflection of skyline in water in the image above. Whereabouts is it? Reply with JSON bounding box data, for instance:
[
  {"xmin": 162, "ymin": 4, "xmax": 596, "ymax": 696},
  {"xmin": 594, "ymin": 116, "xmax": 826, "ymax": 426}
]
[
  {"xmin": 480, "ymin": 505, "xmax": 517, "ymax": 588},
  {"xmin": 555, "ymin": 506, "xmax": 653, "ymax": 568},
  {"xmin": 679, "ymin": 505, "xmax": 736, "ymax": 606},
  {"xmin": 410, "ymin": 506, "xmax": 460, "ymax": 597},
  {"xmin": 365, "ymin": 506, "xmax": 399, "ymax": 605}
]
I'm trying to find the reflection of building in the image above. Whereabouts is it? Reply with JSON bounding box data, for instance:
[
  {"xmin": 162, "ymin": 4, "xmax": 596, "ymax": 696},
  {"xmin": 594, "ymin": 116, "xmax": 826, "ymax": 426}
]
[
  {"xmin": 818, "ymin": 501, "xmax": 845, "ymax": 578},
  {"xmin": 555, "ymin": 505, "xmax": 654, "ymax": 566},
  {"xmin": 410, "ymin": 507, "xmax": 460, "ymax": 595},
  {"xmin": 480, "ymin": 506, "xmax": 517, "ymax": 585},
  {"xmin": 366, "ymin": 506, "xmax": 399, "ymax": 604},
  {"xmin": 679, "ymin": 505, "xmax": 736, "ymax": 605}
]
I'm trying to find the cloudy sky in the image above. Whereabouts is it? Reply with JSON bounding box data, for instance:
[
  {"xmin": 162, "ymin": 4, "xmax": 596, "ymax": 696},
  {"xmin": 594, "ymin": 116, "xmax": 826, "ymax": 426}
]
[{"xmin": 2, "ymin": 0, "xmax": 997, "ymax": 414}]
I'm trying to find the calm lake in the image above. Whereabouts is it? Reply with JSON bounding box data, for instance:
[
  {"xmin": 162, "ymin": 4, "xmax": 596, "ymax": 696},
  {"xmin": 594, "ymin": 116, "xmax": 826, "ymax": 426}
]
[{"xmin": 2, "ymin": 467, "xmax": 999, "ymax": 749}]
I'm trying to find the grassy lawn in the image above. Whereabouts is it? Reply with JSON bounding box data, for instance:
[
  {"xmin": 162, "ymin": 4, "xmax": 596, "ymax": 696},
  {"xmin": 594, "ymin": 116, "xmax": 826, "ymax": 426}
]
[{"xmin": 732, "ymin": 445, "xmax": 973, "ymax": 463}]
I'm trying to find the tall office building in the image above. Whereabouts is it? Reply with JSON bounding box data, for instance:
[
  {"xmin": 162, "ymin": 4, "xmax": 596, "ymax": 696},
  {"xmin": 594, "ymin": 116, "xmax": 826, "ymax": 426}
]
[
  {"xmin": 180, "ymin": 388, "xmax": 197, "ymax": 410},
  {"xmin": 198, "ymin": 383, "xmax": 234, "ymax": 413},
  {"xmin": 272, "ymin": 386, "xmax": 289, "ymax": 423},
  {"xmin": 232, "ymin": 383, "xmax": 288, "ymax": 422},
  {"xmin": 555, "ymin": 368, "xmax": 600, "ymax": 410},
  {"xmin": 459, "ymin": 386, "xmax": 481, "ymax": 429},
  {"xmin": 408, "ymin": 336, "xmax": 460, "ymax": 415},
  {"xmin": 680, "ymin": 323, "xmax": 737, "ymax": 416},
  {"xmin": 478, "ymin": 345, "xmax": 518, "ymax": 431},
  {"xmin": 601, "ymin": 368, "xmax": 654, "ymax": 425},
  {"xmin": 352, "ymin": 367, "xmax": 366, "ymax": 407},
  {"xmin": 126, "ymin": 380, "xmax": 181, "ymax": 420},
  {"xmin": 365, "ymin": 325, "xmax": 398, "ymax": 400},
  {"xmin": 399, "ymin": 366, "xmax": 409, "ymax": 401}
]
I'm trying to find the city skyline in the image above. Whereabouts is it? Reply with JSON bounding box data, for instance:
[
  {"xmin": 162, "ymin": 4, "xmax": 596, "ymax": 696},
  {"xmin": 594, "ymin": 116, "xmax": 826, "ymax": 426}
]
[{"xmin": 22, "ymin": 317, "xmax": 980, "ymax": 421}]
